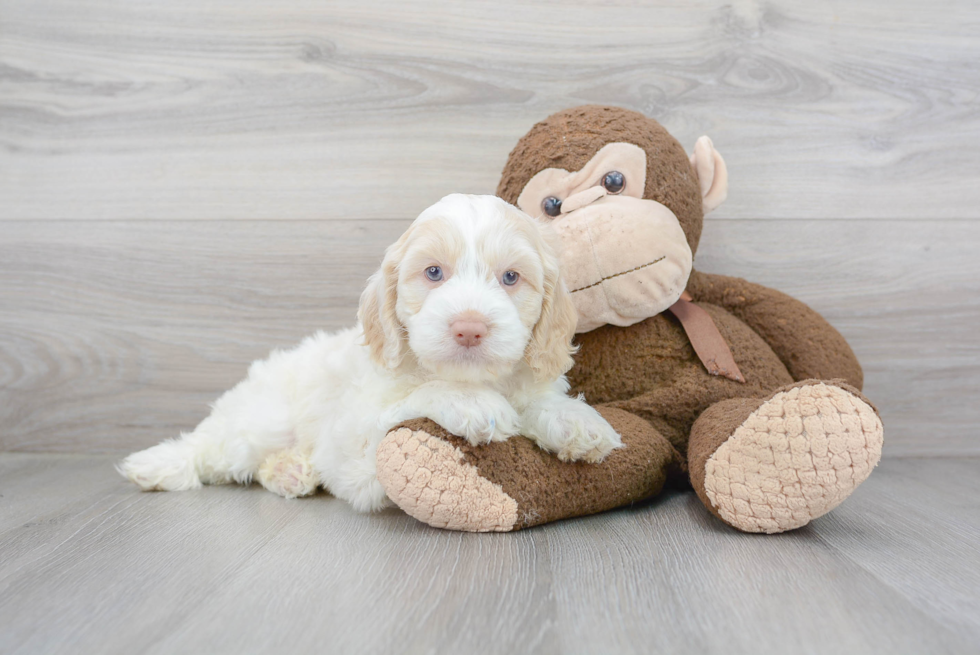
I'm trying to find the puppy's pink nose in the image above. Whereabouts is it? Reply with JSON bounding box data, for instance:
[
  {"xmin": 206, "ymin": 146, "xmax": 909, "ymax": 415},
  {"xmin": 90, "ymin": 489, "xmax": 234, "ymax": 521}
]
[{"xmin": 451, "ymin": 320, "xmax": 488, "ymax": 348}]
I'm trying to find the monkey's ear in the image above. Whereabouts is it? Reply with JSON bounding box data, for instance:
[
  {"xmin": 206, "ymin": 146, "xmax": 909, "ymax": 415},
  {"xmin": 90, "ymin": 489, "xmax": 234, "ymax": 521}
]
[{"xmin": 689, "ymin": 136, "xmax": 728, "ymax": 214}]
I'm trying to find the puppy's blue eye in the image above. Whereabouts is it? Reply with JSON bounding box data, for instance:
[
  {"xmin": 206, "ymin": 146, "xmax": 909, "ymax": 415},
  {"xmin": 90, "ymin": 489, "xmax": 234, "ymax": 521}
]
[
  {"xmin": 502, "ymin": 270, "xmax": 520, "ymax": 286},
  {"xmin": 425, "ymin": 266, "xmax": 443, "ymax": 282}
]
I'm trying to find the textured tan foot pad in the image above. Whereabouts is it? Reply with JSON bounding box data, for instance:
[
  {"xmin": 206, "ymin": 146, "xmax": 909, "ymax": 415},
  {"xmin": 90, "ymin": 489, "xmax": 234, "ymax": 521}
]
[
  {"xmin": 704, "ymin": 383, "xmax": 884, "ymax": 534},
  {"xmin": 376, "ymin": 428, "xmax": 519, "ymax": 532}
]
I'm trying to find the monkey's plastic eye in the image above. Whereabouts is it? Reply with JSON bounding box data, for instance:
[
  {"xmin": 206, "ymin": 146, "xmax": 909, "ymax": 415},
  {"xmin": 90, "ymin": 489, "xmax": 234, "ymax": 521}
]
[
  {"xmin": 425, "ymin": 266, "xmax": 443, "ymax": 282},
  {"xmin": 542, "ymin": 197, "xmax": 562, "ymax": 217},
  {"xmin": 502, "ymin": 270, "xmax": 520, "ymax": 286},
  {"xmin": 602, "ymin": 171, "xmax": 625, "ymax": 194}
]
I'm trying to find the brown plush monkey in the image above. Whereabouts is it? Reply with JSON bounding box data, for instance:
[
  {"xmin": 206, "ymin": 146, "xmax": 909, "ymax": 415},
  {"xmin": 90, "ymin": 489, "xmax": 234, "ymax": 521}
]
[{"xmin": 376, "ymin": 105, "xmax": 884, "ymax": 534}]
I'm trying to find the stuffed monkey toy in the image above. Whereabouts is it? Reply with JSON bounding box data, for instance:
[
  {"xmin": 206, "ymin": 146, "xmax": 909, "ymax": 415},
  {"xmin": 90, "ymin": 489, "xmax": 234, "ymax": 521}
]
[{"xmin": 373, "ymin": 105, "xmax": 884, "ymax": 534}]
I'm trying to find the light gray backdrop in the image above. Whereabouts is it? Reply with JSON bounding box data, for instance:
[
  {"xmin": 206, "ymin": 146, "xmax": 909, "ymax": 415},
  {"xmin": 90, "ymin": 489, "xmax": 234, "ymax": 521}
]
[{"xmin": 1, "ymin": 0, "xmax": 978, "ymax": 456}]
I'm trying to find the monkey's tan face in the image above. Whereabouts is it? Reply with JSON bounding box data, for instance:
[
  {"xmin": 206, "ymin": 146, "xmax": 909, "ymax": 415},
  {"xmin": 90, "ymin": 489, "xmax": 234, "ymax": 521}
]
[{"xmin": 517, "ymin": 143, "xmax": 693, "ymax": 333}]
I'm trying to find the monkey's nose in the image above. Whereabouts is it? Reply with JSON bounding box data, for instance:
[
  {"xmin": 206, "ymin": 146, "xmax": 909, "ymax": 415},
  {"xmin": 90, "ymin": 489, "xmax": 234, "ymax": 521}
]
[
  {"xmin": 450, "ymin": 319, "xmax": 488, "ymax": 348},
  {"xmin": 561, "ymin": 186, "xmax": 608, "ymax": 214}
]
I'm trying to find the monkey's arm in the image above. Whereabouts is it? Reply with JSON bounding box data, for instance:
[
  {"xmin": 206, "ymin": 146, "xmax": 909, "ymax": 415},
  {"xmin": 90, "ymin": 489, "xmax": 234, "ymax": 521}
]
[{"xmin": 686, "ymin": 270, "xmax": 864, "ymax": 389}]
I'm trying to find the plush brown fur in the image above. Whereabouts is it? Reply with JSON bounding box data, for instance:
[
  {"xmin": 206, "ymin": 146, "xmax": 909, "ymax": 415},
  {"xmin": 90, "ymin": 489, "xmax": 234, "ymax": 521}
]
[
  {"xmin": 392, "ymin": 406, "xmax": 682, "ymax": 529},
  {"xmin": 379, "ymin": 105, "xmax": 882, "ymax": 533}
]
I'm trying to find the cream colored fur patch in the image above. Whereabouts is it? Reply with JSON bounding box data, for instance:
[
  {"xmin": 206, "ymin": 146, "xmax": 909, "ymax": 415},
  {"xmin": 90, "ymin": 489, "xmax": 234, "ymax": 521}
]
[
  {"xmin": 257, "ymin": 449, "xmax": 318, "ymax": 499},
  {"xmin": 703, "ymin": 383, "xmax": 884, "ymax": 534},
  {"xmin": 376, "ymin": 428, "xmax": 519, "ymax": 532}
]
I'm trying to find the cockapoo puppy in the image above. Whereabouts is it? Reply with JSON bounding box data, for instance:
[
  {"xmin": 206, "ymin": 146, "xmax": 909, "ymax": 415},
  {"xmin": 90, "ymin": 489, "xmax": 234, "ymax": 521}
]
[{"xmin": 119, "ymin": 194, "xmax": 622, "ymax": 511}]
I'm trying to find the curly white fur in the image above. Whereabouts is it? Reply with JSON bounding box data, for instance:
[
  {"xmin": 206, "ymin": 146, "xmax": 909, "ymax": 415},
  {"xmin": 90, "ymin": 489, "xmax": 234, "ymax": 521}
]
[{"xmin": 118, "ymin": 194, "xmax": 622, "ymax": 511}]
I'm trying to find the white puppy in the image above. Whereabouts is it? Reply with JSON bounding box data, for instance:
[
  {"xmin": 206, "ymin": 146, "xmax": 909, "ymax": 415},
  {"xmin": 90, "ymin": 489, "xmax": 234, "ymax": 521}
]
[{"xmin": 119, "ymin": 194, "xmax": 621, "ymax": 511}]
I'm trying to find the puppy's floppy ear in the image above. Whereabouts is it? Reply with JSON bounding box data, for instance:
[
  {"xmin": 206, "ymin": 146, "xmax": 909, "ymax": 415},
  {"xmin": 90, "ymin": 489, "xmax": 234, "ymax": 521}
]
[
  {"xmin": 525, "ymin": 243, "xmax": 578, "ymax": 382},
  {"xmin": 359, "ymin": 236, "xmax": 408, "ymax": 369}
]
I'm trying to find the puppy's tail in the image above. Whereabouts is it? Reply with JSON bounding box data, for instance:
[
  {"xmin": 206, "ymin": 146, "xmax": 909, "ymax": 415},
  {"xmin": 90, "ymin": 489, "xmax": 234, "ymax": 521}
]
[{"xmin": 117, "ymin": 436, "xmax": 206, "ymax": 492}]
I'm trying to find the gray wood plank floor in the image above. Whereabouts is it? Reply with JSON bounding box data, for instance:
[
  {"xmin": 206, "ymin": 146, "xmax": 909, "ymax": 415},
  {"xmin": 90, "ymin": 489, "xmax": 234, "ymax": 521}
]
[{"xmin": 1, "ymin": 454, "xmax": 977, "ymax": 654}]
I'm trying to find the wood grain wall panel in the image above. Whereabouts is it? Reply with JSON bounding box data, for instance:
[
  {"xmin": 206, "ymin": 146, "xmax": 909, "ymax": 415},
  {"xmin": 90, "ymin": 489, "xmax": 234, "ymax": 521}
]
[
  {"xmin": 1, "ymin": 0, "xmax": 978, "ymax": 220},
  {"xmin": 1, "ymin": 218, "xmax": 975, "ymax": 455}
]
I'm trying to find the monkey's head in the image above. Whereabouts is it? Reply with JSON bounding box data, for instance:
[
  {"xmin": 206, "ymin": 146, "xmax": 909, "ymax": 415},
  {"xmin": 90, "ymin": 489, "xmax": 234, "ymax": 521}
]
[{"xmin": 497, "ymin": 105, "xmax": 727, "ymax": 332}]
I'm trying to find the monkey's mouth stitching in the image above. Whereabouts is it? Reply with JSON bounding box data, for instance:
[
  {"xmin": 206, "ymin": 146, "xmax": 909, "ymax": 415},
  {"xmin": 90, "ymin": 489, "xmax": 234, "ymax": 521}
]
[{"xmin": 570, "ymin": 256, "xmax": 666, "ymax": 294}]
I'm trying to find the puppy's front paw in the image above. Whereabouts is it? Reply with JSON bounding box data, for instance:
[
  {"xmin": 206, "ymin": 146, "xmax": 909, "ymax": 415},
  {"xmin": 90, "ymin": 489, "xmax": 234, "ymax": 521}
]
[
  {"xmin": 437, "ymin": 392, "xmax": 520, "ymax": 446},
  {"xmin": 548, "ymin": 406, "xmax": 623, "ymax": 463}
]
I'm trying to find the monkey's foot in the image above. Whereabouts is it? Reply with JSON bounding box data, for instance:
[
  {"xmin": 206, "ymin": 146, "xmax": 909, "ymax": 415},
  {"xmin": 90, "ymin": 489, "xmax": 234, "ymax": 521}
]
[{"xmin": 690, "ymin": 381, "xmax": 884, "ymax": 534}]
